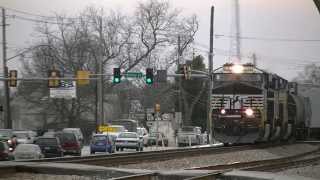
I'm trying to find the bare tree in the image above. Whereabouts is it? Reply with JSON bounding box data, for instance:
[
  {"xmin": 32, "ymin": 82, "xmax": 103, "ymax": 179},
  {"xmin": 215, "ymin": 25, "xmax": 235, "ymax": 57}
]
[{"xmin": 18, "ymin": 0, "xmax": 199, "ymax": 128}]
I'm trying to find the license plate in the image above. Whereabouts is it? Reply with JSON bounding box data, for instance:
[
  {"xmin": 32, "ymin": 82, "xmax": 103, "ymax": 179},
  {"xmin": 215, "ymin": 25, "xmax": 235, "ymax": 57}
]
[
  {"xmin": 44, "ymin": 147, "xmax": 50, "ymax": 150},
  {"xmin": 97, "ymin": 143, "xmax": 104, "ymax": 146},
  {"xmin": 124, "ymin": 141, "xmax": 128, "ymax": 144}
]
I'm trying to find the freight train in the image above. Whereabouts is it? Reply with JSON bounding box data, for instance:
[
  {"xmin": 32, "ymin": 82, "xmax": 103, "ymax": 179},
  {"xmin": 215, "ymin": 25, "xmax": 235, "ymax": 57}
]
[{"xmin": 211, "ymin": 63, "xmax": 311, "ymax": 144}]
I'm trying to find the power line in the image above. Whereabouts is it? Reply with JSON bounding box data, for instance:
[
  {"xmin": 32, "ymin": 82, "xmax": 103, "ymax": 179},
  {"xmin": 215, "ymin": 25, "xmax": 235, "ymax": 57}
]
[
  {"xmin": 8, "ymin": 15, "xmax": 72, "ymax": 25},
  {"xmin": 215, "ymin": 34, "xmax": 320, "ymax": 42},
  {"xmin": 1, "ymin": 6, "xmax": 79, "ymax": 21}
]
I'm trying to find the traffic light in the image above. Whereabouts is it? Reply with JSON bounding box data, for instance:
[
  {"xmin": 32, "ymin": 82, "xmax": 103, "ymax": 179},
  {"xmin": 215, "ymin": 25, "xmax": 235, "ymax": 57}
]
[
  {"xmin": 180, "ymin": 64, "xmax": 191, "ymax": 80},
  {"xmin": 146, "ymin": 68, "xmax": 153, "ymax": 84},
  {"xmin": 9, "ymin": 70, "xmax": 18, "ymax": 87},
  {"xmin": 113, "ymin": 68, "xmax": 121, "ymax": 84},
  {"xmin": 48, "ymin": 70, "xmax": 60, "ymax": 88},
  {"xmin": 187, "ymin": 65, "xmax": 191, "ymax": 80},
  {"xmin": 155, "ymin": 103, "xmax": 160, "ymax": 113}
]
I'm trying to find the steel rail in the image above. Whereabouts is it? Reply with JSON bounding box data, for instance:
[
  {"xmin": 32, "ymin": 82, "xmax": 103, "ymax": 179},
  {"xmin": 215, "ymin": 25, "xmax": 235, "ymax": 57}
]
[
  {"xmin": 110, "ymin": 173, "xmax": 157, "ymax": 180},
  {"xmin": 22, "ymin": 144, "xmax": 273, "ymax": 166},
  {"xmin": 189, "ymin": 148, "xmax": 320, "ymax": 171}
]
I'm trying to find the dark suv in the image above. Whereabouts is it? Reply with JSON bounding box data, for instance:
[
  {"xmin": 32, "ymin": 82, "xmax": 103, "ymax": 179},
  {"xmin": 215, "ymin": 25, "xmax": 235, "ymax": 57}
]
[{"xmin": 35, "ymin": 137, "xmax": 64, "ymax": 158}]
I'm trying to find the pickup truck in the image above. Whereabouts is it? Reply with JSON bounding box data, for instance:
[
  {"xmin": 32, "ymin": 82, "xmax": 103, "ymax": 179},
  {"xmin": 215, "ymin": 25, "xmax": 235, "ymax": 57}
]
[{"xmin": 177, "ymin": 126, "xmax": 205, "ymax": 147}]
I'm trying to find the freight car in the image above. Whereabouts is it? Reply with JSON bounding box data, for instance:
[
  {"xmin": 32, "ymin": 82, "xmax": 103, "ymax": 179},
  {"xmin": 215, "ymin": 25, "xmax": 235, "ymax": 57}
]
[{"xmin": 211, "ymin": 63, "xmax": 311, "ymax": 144}]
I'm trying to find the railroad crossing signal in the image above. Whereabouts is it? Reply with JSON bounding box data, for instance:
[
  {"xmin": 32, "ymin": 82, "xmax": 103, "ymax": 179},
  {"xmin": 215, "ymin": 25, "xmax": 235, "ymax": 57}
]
[
  {"xmin": 48, "ymin": 70, "xmax": 61, "ymax": 88},
  {"xmin": 146, "ymin": 68, "xmax": 153, "ymax": 84},
  {"xmin": 113, "ymin": 68, "xmax": 121, "ymax": 84},
  {"xmin": 76, "ymin": 70, "xmax": 90, "ymax": 85},
  {"xmin": 8, "ymin": 70, "xmax": 18, "ymax": 87}
]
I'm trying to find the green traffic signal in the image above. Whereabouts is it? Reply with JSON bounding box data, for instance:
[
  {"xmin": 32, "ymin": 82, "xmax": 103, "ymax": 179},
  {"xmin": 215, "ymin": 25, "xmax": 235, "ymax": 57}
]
[
  {"xmin": 113, "ymin": 68, "xmax": 121, "ymax": 84},
  {"xmin": 146, "ymin": 78, "xmax": 153, "ymax": 84},
  {"xmin": 146, "ymin": 68, "xmax": 153, "ymax": 84},
  {"xmin": 113, "ymin": 77, "xmax": 120, "ymax": 83}
]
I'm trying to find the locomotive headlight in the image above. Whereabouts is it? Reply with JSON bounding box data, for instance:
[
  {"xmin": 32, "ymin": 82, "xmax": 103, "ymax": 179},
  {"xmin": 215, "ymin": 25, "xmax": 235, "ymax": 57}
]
[
  {"xmin": 231, "ymin": 64, "xmax": 244, "ymax": 74},
  {"xmin": 245, "ymin": 108, "xmax": 254, "ymax": 116},
  {"xmin": 220, "ymin": 109, "xmax": 226, "ymax": 115}
]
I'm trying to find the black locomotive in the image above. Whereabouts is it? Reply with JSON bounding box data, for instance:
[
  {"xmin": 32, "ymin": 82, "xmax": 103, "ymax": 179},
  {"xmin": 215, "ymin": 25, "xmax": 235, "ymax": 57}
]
[{"xmin": 212, "ymin": 63, "xmax": 311, "ymax": 144}]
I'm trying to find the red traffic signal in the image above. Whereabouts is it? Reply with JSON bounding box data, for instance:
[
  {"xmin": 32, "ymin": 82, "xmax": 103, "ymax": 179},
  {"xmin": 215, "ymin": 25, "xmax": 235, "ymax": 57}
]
[{"xmin": 48, "ymin": 70, "xmax": 61, "ymax": 88}]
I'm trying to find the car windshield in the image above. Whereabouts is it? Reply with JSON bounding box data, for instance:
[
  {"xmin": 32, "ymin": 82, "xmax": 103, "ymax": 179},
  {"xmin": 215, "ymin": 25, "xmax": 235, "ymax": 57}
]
[
  {"xmin": 43, "ymin": 132, "xmax": 55, "ymax": 137},
  {"xmin": 118, "ymin": 133, "xmax": 137, "ymax": 138},
  {"xmin": 180, "ymin": 127, "xmax": 194, "ymax": 132},
  {"xmin": 56, "ymin": 133, "xmax": 76, "ymax": 143},
  {"xmin": 110, "ymin": 126, "xmax": 125, "ymax": 132},
  {"xmin": 36, "ymin": 138, "xmax": 58, "ymax": 145},
  {"xmin": 15, "ymin": 145, "xmax": 38, "ymax": 152},
  {"xmin": 93, "ymin": 135, "xmax": 106, "ymax": 141},
  {"xmin": 0, "ymin": 130, "xmax": 12, "ymax": 137},
  {"xmin": 14, "ymin": 132, "xmax": 29, "ymax": 138}
]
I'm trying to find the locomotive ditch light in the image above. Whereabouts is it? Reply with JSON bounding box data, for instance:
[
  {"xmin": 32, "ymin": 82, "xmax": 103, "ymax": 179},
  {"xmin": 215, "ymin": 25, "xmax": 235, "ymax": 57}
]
[
  {"xmin": 231, "ymin": 64, "xmax": 244, "ymax": 74},
  {"xmin": 245, "ymin": 108, "xmax": 254, "ymax": 117},
  {"xmin": 220, "ymin": 109, "xmax": 226, "ymax": 115}
]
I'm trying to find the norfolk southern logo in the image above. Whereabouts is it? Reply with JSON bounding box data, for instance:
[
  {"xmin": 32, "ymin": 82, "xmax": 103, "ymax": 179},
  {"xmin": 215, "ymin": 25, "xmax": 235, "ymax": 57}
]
[{"xmin": 60, "ymin": 80, "xmax": 74, "ymax": 88}]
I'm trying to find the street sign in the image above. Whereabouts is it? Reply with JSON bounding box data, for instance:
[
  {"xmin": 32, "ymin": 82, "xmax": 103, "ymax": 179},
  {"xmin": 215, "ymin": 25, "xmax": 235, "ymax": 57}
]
[
  {"xmin": 50, "ymin": 81, "xmax": 76, "ymax": 99},
  {"xmin": 124, "ymin": 72, "xmax": 143, "ymax": 78}
]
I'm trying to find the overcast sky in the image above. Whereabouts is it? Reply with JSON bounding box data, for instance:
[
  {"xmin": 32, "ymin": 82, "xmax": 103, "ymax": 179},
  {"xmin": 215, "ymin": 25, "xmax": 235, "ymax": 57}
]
[{"xmin": 1, "ymin": 0, "xmax": 320, "ymax": 80}]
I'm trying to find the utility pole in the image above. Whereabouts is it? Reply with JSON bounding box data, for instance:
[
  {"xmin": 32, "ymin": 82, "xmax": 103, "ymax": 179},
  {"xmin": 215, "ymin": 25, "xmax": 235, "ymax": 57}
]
[
  {"xmin": 177, "ymin": 36, "xmax": 184, "ymax": 125},
  {"xmin": 2, "ymin": 8, "xmax": 11, "ymax": 129},
  {"xmin": 207, "ymin": 6, "xmax": 214, "ymax": 144},
  {"xmin": 252, "ymin": 53, "xmax": 257, "ymax": 66},
  {"xmin": 97, "ymin": 17, "xmax": 104, "ymax": 127}
]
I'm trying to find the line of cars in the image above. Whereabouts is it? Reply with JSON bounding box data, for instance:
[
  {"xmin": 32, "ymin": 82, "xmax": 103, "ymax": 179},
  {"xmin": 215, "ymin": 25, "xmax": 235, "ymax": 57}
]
[
  {"xmin": 0, "ymin": 128, "xmax": 84, "ymax": 161},
  {"xmin": 90, "ymin": 125, "xmax": 169, "ymax": 154},
  {"xmin": 91, "ymin": 125, "xmax": 144, "ymax": 153}
]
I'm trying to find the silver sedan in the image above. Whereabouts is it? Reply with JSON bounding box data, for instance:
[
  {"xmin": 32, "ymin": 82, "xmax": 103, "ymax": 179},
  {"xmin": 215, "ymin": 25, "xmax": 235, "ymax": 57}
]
[
  {"xmin": 14, "ymin": 144, "xmax": 44, "ymax": 160},
  {"xmin": 115, "ymin": 132, "xmax": 143, "ymax": 152}
]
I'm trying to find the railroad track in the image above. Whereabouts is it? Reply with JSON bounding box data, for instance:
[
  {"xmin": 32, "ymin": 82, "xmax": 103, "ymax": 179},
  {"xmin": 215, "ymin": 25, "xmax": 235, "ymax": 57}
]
[
  {"xmin": 189, "ymin": 147, "xmax": 320, "ymax": 171},
  {"xmin": 111, "ymin": 147, "xmax": 320, "ymax": 180},
  {"xmin": 23, "ymin": 143, "xmax": 274, "ymax": 166}
]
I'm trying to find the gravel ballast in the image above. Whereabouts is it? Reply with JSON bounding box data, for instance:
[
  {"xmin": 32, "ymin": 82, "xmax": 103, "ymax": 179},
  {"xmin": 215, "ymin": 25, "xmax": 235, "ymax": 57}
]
[
  {"xmin": 276, "ymin": 163, "xmax": 320, "ymax": 179},
  {"xmin": 118, "ymin": 143, "xmax": 319, "ymax": 170}
]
